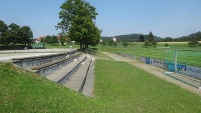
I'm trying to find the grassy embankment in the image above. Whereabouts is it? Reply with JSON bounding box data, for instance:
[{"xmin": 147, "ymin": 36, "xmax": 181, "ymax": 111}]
[
  {"xmin": 0, "ymin": 63, "xmax": 100, "ymax": 112},
  {"xmin": 1, "ymin": 60, "xmax": 201, "ymax": 112}
]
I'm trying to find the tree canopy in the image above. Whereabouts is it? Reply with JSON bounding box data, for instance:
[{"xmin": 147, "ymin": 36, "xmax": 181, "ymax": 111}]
[
  {"xmin": 57, "ymin": 0, "xmax": 101, "ymax": 50},
  {"xmin": 188, "ymin": 34, "xmax": 199, "ymax": 47},
  {"xmin": 0, "ymin": 20, "xmax": 33, "ymax": 46}
]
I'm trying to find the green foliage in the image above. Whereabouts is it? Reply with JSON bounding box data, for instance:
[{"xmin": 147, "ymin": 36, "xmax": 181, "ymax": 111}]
[
  {"xmin": 44, "ymin": 35, "xmax": 59, "ymax": 45},
  {"xmin": 19, "ymin": 26, "xmax": 33, "ymax": 46},
  {"xmin": 162, "ymin": 37, "xmax": 174, "ymax": 42},
  {"xmin": 139, "ymin": 35, "xmax": 145, "ymax": 42},
  {"xmin": 122, "ymin": 41, "xmax": 128, "ymax": 46},
  {"xmin": 108, "ymin": 40, "xmax": 117, "ymax": 46},
  {"xmin": 58, "ymin": 31, "xmax": 68, "ymax": 46},
  {"xmin": 50, "ymin": 35, "xmax": 59, "ymax": 45},
  {"xmin": 165, "ymin": 42, "xmax": 169, "ymax": 47},
  {"xmin": 0, "ymin": 20, "xmax": 33, "ymax": 46},
  {"xmin": 151, "ymin": 38, "xmax": 157, "ymax": 47},
  {"xmin": 102, "ymin": 33, "xmax": 162, "ymax": 42},
  {"xmin": 147, "ymin": 31, "xmax": 154, "ymax": 42},
  {"xmin": 144, "ymin": 40, "xmax": 151, "ymax": 48},
  {"xmin": 57, "ymin": 0, "xmax": 101, "ymax": 50},
  {"xmin": 188, "ymin": 35, "xmax": 199, "ymax": 47}
]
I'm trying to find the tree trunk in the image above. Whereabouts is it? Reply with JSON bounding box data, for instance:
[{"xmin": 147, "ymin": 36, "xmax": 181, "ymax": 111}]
[
  {"xmin": 85, "ymin": 44, "xmax": 89, "ymax": 49},
  {"xmin": 80, "ymin": 42, "xmax": 82, "ymax": 50}
]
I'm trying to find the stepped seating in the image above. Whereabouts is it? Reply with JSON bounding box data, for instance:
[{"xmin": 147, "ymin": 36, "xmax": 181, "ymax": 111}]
[
  {"xmin": 46, "ymin": 55, "xmax": 87, "ymax": 84},
  {"xmin": 11, "ymin": 51, "xmax": 94, "ymax": 97},
  {"xmin": 12, "ymin": 50, "xmax": 78, "ymax": 68},
  {"xmin": 31, "ymin": 53, "xmax": 82, "ymax": 77},
  {"xmin": 82, "ymin": 60, "xmax": 94, "ymax": 97},
  {"xmin": 64, "ymin": 58, "xmax": 92, "ymax": 92}
]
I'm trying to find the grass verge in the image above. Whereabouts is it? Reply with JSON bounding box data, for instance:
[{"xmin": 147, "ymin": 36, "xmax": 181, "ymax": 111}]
[{"xmin": 94, "ymin": 60, "xmax": 201, "ymax": 112}]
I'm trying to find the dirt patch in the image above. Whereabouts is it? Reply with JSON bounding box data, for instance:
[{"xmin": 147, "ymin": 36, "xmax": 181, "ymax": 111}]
[{"xmin": 104, "ymin": 52, "xmax": 201, "ymax": 96}]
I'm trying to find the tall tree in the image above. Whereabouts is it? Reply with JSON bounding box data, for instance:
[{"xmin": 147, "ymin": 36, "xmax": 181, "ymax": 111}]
[
  {"xmin": 19, "ymin": 26, "xmax": 33, "ymax": 46},
  {"xmin": 8, "ymin": 23, "xmax": 20, "ymax": 48},
  {"xmin": 57, "ymin": 0, "xmax": 100, "ymax": 50},
  {"xmin": 147, "ymin": 31, "xmax": 154, "ymax": 42},
  {"xmin": 0, "ymin": 20, "xmax": 9, "ymax": 46},
  {"xmin": 139, "ymin": 35, "xmax": 145, "ymax": 42}
]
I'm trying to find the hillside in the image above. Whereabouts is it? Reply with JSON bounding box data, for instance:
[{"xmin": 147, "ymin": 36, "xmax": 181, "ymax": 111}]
[{"xmin": 102, "ymin": 33, "xmax": 162, "ymax": 42}]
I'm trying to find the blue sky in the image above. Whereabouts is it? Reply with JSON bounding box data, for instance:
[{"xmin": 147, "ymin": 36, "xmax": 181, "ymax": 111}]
[{"xmin": 0, "ymin": 0, "xmax": 201, "ymax": 38}]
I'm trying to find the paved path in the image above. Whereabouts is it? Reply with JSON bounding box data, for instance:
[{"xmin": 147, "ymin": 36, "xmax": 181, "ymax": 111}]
[
  {"xmin": 0, "ymin": 49, "xmax": 73, "ymax": 61},
  {"xmin": 104, "ymin": 52, "xmax": 201, "ymax": 96}
]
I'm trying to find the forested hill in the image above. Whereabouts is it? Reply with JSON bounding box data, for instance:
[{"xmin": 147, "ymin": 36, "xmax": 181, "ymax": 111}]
[
  {"xmin": 102, "ymin": 31, "xmax": 201, "ymax": 42},
  {"xmin": 101, "ymin": 33, "xmax": 162, "ymax": 42},
  {"xmin": 174, "ymin": 31, "xmax": 201, "ymax": 42}
]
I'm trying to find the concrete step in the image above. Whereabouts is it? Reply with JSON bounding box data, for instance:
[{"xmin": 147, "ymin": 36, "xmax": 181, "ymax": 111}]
[
  {"xmin": 12, "ymin": 50, "xmax": 78, "ymax": 68},
  {"xmin": 82, "ymin": 59, "xmax": 94, "ymax": 97},
  {"xmin": 31, "ymin": 53, "xmax": 81, "ymax": 77},
  {"xmin": 45, "ymin": 55, "xmax": 87, "ymax": 84},
  {"xmin": 64, "ymin": 58, "xmax": 92, "ymax": 92}
]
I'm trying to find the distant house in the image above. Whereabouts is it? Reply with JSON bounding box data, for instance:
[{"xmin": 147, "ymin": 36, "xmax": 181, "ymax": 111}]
[
  {"xmin": 34, "ymin": 35, "xmax": 61, "ymax": 43},
  {"xmin": 113, "ymin": 37, "xmax": 116, "ymax": 42}
]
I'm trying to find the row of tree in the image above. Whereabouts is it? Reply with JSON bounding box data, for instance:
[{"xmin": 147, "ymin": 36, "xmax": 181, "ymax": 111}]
[
  {"xmin": 162, "ymin": 31, "xmax": 201, "ymax": 42},
  {"xmin": 162, "ymin": 32, "xmax": 200, "ymax": 47},
  {"xmin": 0, "ymin": 20, "xmax": 33, "ymax": 47}
]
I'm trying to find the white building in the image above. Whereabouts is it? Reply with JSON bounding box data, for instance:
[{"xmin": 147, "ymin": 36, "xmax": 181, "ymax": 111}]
[{"xmin": 112, "ymin": 37, "xmax": 116, "ymax": 42}]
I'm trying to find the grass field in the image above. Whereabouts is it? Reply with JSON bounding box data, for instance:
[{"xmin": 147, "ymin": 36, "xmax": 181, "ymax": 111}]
[
  {"xmin": 1, "ymin": 60, "xmax": 201, "ymax": 112},
  {"xmin": 96, "ymin": 42, "xmax": 201, "ymax": 67},
  {"xmin": 44, "ymin": 42, "xmax": 201, "ymax": 66},
  {"xmin": 95, "ymin": 60, "xmax": 201, "ymax": 112}
]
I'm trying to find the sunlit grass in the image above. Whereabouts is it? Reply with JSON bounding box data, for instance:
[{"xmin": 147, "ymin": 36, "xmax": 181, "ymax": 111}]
[{"xmin": 95, "ymin": 60, "xmax": 201, "ymax": 112}]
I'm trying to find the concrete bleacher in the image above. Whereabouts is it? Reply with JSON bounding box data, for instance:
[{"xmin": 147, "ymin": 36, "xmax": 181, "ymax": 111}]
[{"xmin": 11, "ymin": 51, "xmax": 94, "ymax": 97}]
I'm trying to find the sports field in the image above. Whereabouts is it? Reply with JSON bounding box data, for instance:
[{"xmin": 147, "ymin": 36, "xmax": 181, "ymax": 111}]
[{"xmin": 97, "ymin": 42, "xmax": 201, "ymax": 67}]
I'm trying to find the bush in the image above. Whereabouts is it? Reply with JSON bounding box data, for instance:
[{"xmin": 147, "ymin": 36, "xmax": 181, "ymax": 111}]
[{"xmin": 165, "ymin": 43, "xmax": 169, "ymax": 47}]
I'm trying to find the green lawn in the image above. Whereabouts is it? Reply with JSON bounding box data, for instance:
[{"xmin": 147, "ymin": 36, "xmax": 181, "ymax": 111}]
[
  {"xmin": 97, "ymin": 43, "xmax": 201, "ymax": 67},
  {"xmin": 1, "ymin": 60, "xmax": 201, "ymax": 112},
  {"xmin": 94, "ymin": 60, "xmax": 201, "ymax": 112},
  {"xmin": 45, "ymin": 42, "xmax": 201, "ymax": 66}
]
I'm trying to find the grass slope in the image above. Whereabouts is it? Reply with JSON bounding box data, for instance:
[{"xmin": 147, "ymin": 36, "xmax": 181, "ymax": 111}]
[
  {"xmin": 95, "ymin": 60, "xmax": 201, "ymax": 113},
  {"xmin": 0, "ymin": 63, "xmax": 99, "ymax": 112}
]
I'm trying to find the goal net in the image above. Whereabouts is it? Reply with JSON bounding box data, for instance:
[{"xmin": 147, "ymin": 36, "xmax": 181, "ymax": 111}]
[{"xmin": 164, "ymin": 50, "xmax": 201, "ymax": 88}]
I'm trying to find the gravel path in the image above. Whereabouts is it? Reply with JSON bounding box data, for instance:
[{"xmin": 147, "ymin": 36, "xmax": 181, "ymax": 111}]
[{"xmin": 104, "ymin": 52, "xmax": 201, "ymax": 96}]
